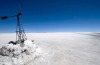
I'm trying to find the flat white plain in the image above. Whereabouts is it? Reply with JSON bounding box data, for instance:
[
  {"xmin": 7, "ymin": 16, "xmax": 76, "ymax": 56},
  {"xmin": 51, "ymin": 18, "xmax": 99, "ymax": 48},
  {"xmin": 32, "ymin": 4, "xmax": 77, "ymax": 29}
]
[{"xmin": 0, "ymin": 32, "xmax": 100, "ymax": 65}]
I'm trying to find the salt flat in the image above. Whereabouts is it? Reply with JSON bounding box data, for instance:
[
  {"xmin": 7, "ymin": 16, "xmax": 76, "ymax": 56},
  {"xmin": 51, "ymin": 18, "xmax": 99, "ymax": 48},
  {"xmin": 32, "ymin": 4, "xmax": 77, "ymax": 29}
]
[{"xmin": 0, "ymin": 32, "xmax": 100, "ymax": 65}]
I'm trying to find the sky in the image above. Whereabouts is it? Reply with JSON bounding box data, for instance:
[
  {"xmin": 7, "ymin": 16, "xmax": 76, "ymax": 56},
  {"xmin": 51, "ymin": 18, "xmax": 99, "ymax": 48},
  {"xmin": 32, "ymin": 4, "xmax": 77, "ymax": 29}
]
[{"xmin": 0, "ymin": 0, "xmax": 100, "ymax": 32}]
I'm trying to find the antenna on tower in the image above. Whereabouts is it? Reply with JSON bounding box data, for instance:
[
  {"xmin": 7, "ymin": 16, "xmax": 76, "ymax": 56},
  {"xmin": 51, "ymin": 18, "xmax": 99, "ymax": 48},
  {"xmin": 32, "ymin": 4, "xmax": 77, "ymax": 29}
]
[
  {"xmin": 16, "ymin": 1, "xmax": 27, "ymax": 43},
  {"xmin": 0, "ymin": 0, "xmax": 27, "ymax": 44}
]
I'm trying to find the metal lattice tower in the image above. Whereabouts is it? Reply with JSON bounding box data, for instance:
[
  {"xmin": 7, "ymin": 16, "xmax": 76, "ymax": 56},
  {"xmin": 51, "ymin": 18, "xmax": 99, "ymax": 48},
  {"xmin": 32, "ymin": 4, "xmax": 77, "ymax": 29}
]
[
  {"xmin": 0, "ymin": 12, "xmax": 27, "ymax": 44},
  {"xmin": 16, "ymin": 12, "xmax": 27, "ymax": 43}
]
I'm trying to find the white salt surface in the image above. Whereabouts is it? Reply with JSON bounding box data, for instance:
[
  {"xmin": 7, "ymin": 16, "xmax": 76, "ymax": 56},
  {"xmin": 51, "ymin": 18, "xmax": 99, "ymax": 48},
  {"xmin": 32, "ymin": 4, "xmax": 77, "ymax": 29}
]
[
  {"xmin": 0, "ymin": 32, "xmax": 100, "ymax": 65},
  {"xmin": 0, "ymin": 40, "xmax": 42, "ymax": 65}
]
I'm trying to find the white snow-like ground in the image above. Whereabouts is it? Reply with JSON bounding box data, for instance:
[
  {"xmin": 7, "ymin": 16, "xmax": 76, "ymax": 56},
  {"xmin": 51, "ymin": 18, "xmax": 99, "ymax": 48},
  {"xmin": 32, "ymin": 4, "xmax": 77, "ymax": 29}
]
[
  {"xmin": 0, "ymin": 32, "xmax": 100, "ymax": 65},
  {"xmin": 0, "ymin": 39, "xmax": 42, "ymax": 65}
]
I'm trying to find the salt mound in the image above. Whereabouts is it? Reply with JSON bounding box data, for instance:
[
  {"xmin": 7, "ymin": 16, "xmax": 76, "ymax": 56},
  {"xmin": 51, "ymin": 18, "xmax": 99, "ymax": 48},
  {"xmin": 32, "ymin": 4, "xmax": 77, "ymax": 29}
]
[{"xmin": 0, "ymin": 40, "xmax": 42, "ymax": 65}]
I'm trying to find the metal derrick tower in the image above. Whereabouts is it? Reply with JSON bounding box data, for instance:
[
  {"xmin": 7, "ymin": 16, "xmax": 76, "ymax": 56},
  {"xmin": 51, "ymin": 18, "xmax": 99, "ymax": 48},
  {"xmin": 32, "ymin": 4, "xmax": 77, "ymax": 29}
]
[{"xmin": 0, "ymin": 12, "xmax": 27, "ymax": 44}]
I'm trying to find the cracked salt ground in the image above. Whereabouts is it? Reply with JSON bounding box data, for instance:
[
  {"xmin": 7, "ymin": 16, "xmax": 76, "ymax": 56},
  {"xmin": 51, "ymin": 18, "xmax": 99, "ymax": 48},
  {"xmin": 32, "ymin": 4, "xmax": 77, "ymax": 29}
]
[{"xmin": 0, "ymin": 40, "xmax": 42, "ymax": 65}]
